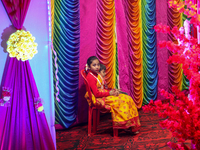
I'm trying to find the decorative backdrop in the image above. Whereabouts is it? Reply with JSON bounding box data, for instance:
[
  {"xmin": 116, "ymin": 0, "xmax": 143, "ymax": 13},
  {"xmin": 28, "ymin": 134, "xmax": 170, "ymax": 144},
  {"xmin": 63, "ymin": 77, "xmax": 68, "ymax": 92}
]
[
  {"xmin": 0, "ymin": 0, "xmax": 56, "ymax": 149},
  {"xmin": 53, "ymin": 0, "xmax": 191, "ymax": 129},
  {"xmin": 53, "ymin": 0, "xmax": 158, "ymax": 128}
]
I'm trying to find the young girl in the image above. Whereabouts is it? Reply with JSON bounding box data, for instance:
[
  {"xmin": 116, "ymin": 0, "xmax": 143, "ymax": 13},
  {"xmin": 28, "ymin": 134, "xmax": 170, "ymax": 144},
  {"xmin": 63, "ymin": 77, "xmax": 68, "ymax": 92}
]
[
  {"xmin": 85, "ymin": 56, "xmax": 141, "ymax": 133},
  {"xmin": 99, "ymin": 63, "xmax": 128, "ymax": 95},
  {"xmin": 99, "ymin": 64, "xmax": 109, "ymax": 89}
]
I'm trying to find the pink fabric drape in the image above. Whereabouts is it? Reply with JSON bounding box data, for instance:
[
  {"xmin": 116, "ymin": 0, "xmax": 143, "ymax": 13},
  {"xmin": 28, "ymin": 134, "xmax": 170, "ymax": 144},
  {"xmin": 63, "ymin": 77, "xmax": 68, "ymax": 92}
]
[
  {"xmin": 73, "ymin": 0, "xmax": 97, "ymax": 126},
  {"xmin": 156, "ymin": 0, "xmax": 169, "ymax": 100},
  {"xmin": 115, "ymin": 0, "xmax": 131, "ymax": 95},
  {"xmin": 0, "ymin": 0, "xmax": 55, "ymax": 149}
]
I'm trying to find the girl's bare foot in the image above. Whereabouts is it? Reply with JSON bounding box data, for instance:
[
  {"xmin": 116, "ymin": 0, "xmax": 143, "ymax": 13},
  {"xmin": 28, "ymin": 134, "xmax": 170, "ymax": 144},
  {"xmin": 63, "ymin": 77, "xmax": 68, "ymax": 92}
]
[{"xmin": 132, "ymin": 131, "xmax": 139, "ymax": 134}]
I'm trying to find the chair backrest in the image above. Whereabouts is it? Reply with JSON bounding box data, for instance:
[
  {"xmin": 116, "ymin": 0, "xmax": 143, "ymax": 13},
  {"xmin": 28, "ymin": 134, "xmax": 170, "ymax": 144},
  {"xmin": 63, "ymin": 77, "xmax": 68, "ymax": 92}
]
[{"xmin": 81, "ymin": 69, "xmax": 93, "ymax": 105}]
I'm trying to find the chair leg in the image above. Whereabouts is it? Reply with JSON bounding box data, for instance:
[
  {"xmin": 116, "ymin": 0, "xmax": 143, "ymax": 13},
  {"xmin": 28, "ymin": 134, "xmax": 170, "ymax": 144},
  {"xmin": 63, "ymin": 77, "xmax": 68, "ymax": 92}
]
[
  {"xmin": 113, "ymin": 129, "xmax": 118, "ymax": 137},
  {"xmin": 97, "ymin": 109, "xmax": 100, "ymax": 125},
  {"xmin": 88, "ymin": 108, "xmax": 92, "ymax": 136},
  {"xmin": 93, "ymin": 109, "xmax": 97, "ymax": 134}
]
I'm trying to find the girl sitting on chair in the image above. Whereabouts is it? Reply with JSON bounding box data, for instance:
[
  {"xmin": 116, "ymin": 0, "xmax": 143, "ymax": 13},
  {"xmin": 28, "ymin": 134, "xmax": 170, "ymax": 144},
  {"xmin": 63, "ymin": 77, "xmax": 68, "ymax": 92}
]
[{"xmin": 85, "ymin": 56, "xmax": 141, "ymax": 133}]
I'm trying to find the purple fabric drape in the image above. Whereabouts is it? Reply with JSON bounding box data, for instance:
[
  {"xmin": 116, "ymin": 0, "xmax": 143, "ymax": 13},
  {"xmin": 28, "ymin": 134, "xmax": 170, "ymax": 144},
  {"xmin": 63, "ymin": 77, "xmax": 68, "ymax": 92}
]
[
  {"xmin": 1, "ymin": 58, "xmax": 55, "ymax": 150},
  {"xmin": 1, "ymin": 0, "xmax": 30, "ymax": 30},
  {"xmin": 0, "ymin": 0, "xmax": 55, "ymax": 149}
]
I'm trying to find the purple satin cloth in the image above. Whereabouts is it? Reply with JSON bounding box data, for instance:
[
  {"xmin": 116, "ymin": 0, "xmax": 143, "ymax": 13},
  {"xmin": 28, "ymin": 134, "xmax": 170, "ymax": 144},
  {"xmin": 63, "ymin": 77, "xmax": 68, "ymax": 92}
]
[
  {"xmin": 1, "ymin": 0, "xmax": 55, "ymax": 149},
  {"xmin": 0, "ymin": 59, "xmax": 55, "ymax": 150}
]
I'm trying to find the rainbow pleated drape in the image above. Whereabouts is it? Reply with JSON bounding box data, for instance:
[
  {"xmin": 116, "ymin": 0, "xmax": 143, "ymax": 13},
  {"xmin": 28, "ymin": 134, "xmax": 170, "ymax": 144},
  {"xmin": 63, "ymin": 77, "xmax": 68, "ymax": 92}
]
[
  {"xmin": 53, "ymin": 0, "xmax": 80, "ymax": 128},
  {"xmin": 96, "ymin": 0, "xmax": 118, "ymax": 89},
  {"xmin": 51, "ymin": 0, "xmax": 188, "ymax": 128}
]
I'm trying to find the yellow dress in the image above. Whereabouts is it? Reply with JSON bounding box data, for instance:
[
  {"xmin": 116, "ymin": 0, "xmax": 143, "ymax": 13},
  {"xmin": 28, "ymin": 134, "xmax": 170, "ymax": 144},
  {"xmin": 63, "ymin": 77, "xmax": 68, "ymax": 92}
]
[{"xmin": 85, "ymin": 74, "xmax": 141, "ymax": 130}]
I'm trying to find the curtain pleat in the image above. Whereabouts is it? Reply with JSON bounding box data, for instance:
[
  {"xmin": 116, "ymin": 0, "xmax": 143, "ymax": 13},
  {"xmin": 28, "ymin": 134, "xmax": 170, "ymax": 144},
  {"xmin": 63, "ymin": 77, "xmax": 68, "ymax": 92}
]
[
  {"xmin": 142, "ymin": 0, "xmax": 157, "ymax": 105},
  {"xmin": 123, "ymin": 0, "xmax": 143, "ymax": 108},
  {"xmin": 53, "ymin": 0, "xmax": 80, "ymax": 128},
  {"xmin": 96, "ymin": 0, "xmax": 117, "ymax": 88}
]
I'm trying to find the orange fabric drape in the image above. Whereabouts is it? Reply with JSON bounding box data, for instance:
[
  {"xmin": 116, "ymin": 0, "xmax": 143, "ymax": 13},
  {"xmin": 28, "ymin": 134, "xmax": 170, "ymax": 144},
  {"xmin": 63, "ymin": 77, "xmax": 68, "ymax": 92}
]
[
  {"xmin": 96, "ymin": 0, "xmax": 117, "ymax": 88},
  {"xmin": 124, "ymin": 0, "xmax": 143, "ymax": 108}
]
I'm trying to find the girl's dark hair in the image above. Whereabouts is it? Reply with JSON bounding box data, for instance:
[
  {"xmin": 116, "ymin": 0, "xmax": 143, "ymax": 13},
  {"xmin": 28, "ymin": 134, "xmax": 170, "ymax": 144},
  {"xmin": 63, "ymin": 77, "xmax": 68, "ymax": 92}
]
[
  {"xmin": 99, "ymin": 64, "xmax": 106, "ymax": 72},
  {"xmin": 87, "ymin": 56, "xmax": 99, "ymax": 67}
]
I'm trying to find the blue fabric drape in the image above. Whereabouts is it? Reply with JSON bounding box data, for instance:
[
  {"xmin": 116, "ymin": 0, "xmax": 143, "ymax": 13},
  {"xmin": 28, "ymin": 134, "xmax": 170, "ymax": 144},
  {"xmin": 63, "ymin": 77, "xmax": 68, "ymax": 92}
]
[
  {"xmin": 53, "ymin": 0, "xmax": 80, "ymax": 128},
  {"xmin": 142, "ymin": 0, "xmax": 158, "ymax": 104}
]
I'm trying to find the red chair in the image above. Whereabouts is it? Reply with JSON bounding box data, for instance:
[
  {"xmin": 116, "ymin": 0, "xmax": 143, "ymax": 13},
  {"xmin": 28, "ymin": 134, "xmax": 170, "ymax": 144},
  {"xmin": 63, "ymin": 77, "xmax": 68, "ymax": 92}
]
[{"xmin": 81, "ymin": 69, "xmax": 118, "ymax": 137}]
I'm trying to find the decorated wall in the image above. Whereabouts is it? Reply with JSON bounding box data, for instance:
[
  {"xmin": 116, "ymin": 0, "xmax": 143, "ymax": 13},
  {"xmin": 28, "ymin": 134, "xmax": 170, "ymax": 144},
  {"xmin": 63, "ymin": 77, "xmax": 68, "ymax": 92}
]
[
  {"xmin": 0, "ymin": 1, "xmax": 192, "ymax": 146},
  {"xmin": 53, "ymin": 0, "xmax": 190, "ymax": 130},
  {"xmin": 0, "ymin": 0, "xmax": 56, "ymax": 148}
]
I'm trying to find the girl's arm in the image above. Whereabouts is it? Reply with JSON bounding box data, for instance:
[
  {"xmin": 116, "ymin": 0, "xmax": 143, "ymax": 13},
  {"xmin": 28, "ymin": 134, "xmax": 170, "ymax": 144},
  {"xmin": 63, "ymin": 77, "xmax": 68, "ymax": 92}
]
[{"xmin": 87, "ymin": 74, "xmax": 110, "ymax": 98}]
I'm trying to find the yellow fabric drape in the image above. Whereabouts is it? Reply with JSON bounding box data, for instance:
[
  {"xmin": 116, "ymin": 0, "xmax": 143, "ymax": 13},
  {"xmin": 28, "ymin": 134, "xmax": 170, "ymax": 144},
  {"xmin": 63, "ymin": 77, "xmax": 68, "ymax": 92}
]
[
  {"xmin": 51, "ymin": 0, "xmax": 54, "ymax": 40},
  {"xmin": 125, "ymin": 0, "xmax": 143, "ymax": 108}
]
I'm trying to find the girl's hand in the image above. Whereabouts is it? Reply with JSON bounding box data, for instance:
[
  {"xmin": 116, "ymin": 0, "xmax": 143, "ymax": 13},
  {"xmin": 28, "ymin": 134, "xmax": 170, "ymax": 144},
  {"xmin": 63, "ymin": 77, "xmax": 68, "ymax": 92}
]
[
  {"xmin": 114, "ymin": 89, "xmax": 120, "ymax": 96},
  {"xmin": 109, "ymin": 89, "xmax": 119, "ymax": 96},
  {"xmin": 114, "ymin": 89, "xmax": 119, "ymax": 96},
  {"xmin": 109, "ymin": 90, "xmax": 116, "ymax": 96}
]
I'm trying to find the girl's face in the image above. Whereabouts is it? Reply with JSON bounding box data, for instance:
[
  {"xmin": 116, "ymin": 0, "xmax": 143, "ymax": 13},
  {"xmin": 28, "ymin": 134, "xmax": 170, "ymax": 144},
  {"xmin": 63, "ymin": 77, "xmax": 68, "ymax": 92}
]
[
  {"xmin": 100, "ymin": 70, "xmax": 106, "ymax": 78},
  {"xmin": 89, "ymin": 59, "xmax": 100, "ymax": 74}
]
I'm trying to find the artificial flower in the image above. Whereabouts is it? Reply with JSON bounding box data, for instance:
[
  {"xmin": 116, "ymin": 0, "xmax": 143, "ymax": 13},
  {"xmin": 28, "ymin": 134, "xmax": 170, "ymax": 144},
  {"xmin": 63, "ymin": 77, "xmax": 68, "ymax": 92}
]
[
  {"xmin": 144, "ymin": 2, "xmax": 200, "ymax": 149},
  {"xmin": 6, "ymin": 30, "xmax": 38, "ymax": 61},
  {"xmin": 0, "ymin": 87, "xmax": 12, "ymax": 107},
  {"xmin": 34, "ymin": 97, "xmax": 44, "ymax": 113}
]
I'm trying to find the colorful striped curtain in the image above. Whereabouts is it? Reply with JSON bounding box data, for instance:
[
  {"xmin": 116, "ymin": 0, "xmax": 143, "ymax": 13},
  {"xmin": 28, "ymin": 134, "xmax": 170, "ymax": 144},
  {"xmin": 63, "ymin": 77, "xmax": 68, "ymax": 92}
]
[{"xmin": 52, "ymin": 0, "xmax": 189, "ymax": 128}]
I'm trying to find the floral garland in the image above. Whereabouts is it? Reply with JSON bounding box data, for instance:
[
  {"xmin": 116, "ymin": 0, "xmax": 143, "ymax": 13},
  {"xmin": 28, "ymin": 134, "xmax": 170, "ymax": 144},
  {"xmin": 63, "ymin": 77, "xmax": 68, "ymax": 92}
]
[
  {"xmin": 0, "ymin": 87, "xmax": 12, "ymax": 107},
  {"xmin": 7, "ymin": 30, "xmax": 38, "ymax": 61}
]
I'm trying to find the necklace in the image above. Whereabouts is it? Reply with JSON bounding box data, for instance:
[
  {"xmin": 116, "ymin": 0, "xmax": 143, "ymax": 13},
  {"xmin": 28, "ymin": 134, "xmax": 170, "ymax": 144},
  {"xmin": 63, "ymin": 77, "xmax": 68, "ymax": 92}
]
[{"xmin": 89, "ymin": 72, "xmax": 104, "ymax": 89}]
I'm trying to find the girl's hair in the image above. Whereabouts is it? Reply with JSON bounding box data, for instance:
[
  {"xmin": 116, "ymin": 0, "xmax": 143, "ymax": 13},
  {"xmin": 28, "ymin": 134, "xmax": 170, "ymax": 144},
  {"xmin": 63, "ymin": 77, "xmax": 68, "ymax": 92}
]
[
  {"xmin": 99, "ymin": 64, "xmax": 106, "ymax": 72},
  {"xmin": 87, "ymin": 56, "xmax": 99, "ymax": 67}
]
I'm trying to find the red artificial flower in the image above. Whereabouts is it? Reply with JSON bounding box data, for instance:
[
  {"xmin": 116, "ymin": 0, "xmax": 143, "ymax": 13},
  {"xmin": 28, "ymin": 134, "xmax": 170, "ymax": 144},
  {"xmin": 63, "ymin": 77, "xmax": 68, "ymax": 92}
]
[
  {"xmin": 154, "ymin": 24, "xmax": 162, "ymax": 32},
  {"xmin": 143, "ymin": 1, "xmax": 200, "ymax": 149},
  {"xmin": 167, "ymin": 141, "xmax": 179, "ymax": 149},
  {"xmin": 162, "ymin": 25, "xmax": 171, "ymax": 33},
  {"xmin": 2, "ymin": 90, "xmax": 11, "ymax": 97},
  {"xmin": 171, "ymin": 26, "xmax": 179, "ymax": 36},
  {"xmin": 177, "ymin": 2, "xmax": 185, "ymax": 13},
  {"xmin": 149, "ymin": 99, "xmax": 154, "ymax": 105},
  {"xmin": 158, "ymin": 41, "xmax": 166, "ymax": 48},
  {"xmin": 189, "ymin": 37, "xmax": 197, "ymax": 45}
]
